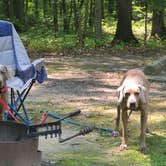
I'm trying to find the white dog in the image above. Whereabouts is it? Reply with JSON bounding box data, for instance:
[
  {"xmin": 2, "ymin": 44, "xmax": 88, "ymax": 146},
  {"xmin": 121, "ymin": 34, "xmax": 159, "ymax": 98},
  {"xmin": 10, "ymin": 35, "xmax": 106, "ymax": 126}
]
[{"xmin": 113, "ymin": 69, "xmax": 150, "ymax": 154}]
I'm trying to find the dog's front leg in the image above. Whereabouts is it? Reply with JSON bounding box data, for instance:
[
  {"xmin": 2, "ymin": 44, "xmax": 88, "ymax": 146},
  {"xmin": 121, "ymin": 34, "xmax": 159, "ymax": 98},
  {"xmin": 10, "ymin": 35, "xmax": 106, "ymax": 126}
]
[
  {"xmin": 140, "ymin": 109, "xmax": 148, "ymax": 154},
  {"xmin": 120, "ymin": 108, "xmax": 128, "ymax": 150},
  {"xmin": 112, "ymin": 104, "xmax": 121, "ymax": 137}
]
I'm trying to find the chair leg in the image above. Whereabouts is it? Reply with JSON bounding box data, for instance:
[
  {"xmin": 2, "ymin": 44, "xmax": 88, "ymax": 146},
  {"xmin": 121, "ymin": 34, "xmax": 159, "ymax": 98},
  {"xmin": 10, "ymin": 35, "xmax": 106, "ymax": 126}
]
[{"xmin": 8, "ymin": 80, "xmax": 35, "ymax": 125}]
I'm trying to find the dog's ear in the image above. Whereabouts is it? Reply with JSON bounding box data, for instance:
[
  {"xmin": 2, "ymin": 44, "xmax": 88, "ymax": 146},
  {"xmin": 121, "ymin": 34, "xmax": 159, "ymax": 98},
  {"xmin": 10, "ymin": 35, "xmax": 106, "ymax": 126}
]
[
  {"xmin": 117, "ymin": 85, "xmax": 125, "ymax": 104},
  {"xmin": 138, "ymin": 85, "xmax": 147, "ymax": 104},
  {"xmin": 0, "ymin": 65, "xmax": 10, "ymax": 80}
]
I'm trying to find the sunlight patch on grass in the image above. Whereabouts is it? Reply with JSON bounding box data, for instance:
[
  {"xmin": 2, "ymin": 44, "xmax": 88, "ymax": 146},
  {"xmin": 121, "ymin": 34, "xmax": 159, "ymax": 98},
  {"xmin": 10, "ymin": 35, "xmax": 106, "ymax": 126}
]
[
  {"xmin": 149, "ymin": 100, "xmax": 166, "ymax": 109},
  {"xmin": 111, "ymin": 150, "xmax": 151, "ymax": 166},
  {"xmin": 46, "ymin": 64, "xmax": 64, "ymax": 73},
  {"xmin": 50, "ymin": 150, "xmax": 111, "ymax": 166}
]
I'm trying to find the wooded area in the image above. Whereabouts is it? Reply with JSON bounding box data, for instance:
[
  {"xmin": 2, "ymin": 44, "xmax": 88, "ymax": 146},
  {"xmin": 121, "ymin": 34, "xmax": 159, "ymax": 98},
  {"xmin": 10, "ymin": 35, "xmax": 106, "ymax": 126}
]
[
  {"xmin": 0, "ymin": 2, "xmax": 165, "ymax": 165},
  {"xmin": 0, "ymin": 0, "xmax": 165, "ymax": 48}
]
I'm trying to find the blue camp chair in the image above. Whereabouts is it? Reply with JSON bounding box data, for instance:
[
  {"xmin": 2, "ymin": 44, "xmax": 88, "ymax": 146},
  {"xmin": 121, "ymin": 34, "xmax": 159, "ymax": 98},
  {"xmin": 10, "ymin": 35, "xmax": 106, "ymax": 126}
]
[{"xmin": 0, "ymin": 20, "xmax": 47, "ymax": 126}]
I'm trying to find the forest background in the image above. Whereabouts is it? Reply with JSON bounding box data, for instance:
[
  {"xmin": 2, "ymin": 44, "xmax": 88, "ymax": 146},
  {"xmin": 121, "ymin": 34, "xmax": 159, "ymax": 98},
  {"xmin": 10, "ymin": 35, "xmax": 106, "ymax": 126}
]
[
  {"xmin": 0, "ymin": 0, "xmax": 165, "ymax": 52},
  {"xmin": 0, "ymin": 1, "xmax": 166, "ymax": 165}
]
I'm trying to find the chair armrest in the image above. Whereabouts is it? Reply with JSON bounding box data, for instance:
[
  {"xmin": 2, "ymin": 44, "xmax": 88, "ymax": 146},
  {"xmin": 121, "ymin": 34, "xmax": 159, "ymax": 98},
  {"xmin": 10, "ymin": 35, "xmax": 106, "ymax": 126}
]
[{"xmin": 32, "ymin": 58, "xmax": 45, "ymax": 71}]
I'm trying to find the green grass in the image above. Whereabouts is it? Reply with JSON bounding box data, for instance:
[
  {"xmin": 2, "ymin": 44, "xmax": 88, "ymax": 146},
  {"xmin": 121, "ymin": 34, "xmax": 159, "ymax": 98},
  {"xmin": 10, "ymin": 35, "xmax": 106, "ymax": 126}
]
[
  {"xmin": 28, "ymin": 100, "xmax": 166, "ymax": 166},
  {"xmin": 55, "ymin": 151, "xmax": 111, "ymax": 166}
]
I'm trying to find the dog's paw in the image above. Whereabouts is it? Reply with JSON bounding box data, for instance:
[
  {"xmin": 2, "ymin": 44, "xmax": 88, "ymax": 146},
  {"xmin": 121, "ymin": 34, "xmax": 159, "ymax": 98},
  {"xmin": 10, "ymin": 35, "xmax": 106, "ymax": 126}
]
[
  {"xmin": 112, "ymin": 130, "xmax": 120, "ymax": 137},
  {"xmin": 140, "ymin": 146, "xmax": 148, "ymax": 154},
  {"xmin": 120, "ymin": 144, "xmax": 127, "ymax": 151}
]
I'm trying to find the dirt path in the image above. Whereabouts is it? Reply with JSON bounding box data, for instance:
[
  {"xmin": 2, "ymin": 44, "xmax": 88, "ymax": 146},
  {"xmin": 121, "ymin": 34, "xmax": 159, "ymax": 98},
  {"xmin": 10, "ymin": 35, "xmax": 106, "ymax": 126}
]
[{"xmin": 27, "ymin": 53, "xmax": 165, "ymax": 165}]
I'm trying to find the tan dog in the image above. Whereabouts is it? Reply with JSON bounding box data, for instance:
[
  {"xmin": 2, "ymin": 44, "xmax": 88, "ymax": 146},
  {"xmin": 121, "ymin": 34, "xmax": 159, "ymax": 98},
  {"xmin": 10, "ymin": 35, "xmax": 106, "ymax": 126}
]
[
  {"xmin": 113, "ymin": 69, "xmax": 150, "ymax": 154},
  {"xmin": 0, "ymin": 65, "xmax": 10, "ymax": 121}
]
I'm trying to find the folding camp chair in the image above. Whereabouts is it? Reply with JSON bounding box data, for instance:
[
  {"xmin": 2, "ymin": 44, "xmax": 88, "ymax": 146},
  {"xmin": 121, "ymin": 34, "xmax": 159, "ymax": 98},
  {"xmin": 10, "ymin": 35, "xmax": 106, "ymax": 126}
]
[
  {"xmin": 0, "ymin": 20, "xmax": 94, "ymax": 144},
  {"xmin": 0, "ymin": 20, "xmax": 47, "ymax": 126}
]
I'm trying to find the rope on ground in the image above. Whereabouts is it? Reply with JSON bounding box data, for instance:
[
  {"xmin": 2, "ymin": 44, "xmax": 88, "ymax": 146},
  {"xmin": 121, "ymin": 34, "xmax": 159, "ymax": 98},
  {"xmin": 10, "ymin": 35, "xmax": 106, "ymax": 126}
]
[{"xmin": 47, "ymin": 111, "xmax": 113, "ymax": 134}]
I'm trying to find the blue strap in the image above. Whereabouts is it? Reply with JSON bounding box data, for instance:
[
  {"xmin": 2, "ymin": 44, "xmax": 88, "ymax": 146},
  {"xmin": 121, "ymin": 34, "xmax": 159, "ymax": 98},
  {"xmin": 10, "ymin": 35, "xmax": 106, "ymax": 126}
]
[
  {"xmin": 47, "ymin": 112, "xmax": 113, "ymax": 134},
  {"xmin": 36, "ymin": 66, "xmax": 47, "ymax": 83},
  {"xmin": 47, "ymin": 112, "xmax": 81, "ymax": 126}
]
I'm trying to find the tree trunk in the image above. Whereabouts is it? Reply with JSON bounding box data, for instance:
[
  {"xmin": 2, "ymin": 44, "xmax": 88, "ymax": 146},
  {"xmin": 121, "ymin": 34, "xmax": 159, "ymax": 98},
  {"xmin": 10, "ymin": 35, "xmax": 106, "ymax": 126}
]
[
  {"xmin": 14, "ymin": 0, "xmax": 24, "ymax": 23},
  {"xmin": 108, "ymin": 0, "xmax": 115, "ymax": 14},
  {"xmin": 112, "ymin": 0, "xmax": 138, "ymax": 44},
  {"xmin": 43, "ymin": 0, "xmax": 48, "ymax": 18},
  {"xmin": 144, "ymin": 0, "xmax": 148, "ymax": 45},
  {"xmin": 73, "ymin": 0, "xmax": 79, "ymax": 31},
  {"xmin": 68, "ymin": 0, "xmax": 73, "ymax": 31},
  {"xmin": 94, "ymin": 0, "xmax": 102, "ymax": 42},
  {"xmin": 77, "ymin": 0, "xmax": 85, "ymax": 47},
  {"xmin": 82, "ymin": 0, "xmax": 89, "ymax": 45},
  {"xmin": 101, "ymin": 0, "xmax": 104, "ymax": 19},
  {"xmin": 89, "ymin": 0, "xmax": 94, "ymax": 28},
  {"xmin": 8, "ymin": 0, "xmax": 14, "ymax": 18},
  {"xmin": 48, "ymin": 0, "xmax": 52, "ymax": 7},
  {"xmin": 2, "ymin": 0, "xmax": 10, "ymax": 17},
  {"xmin": 25, "ymin": 0, "xmax": 28, "ymax": 16},
  {"xmin": 34, "ymin": 0, "xmax": 39, "ymax": 18},
  {"xmin": 62, "ymin": 0, "xmax": 69, "ymax": 32},
  {"xmin": 151, "ymin": 8, "xmax": 166, "ymax": 38},
  {"xmin": 53, "ymin": 0, "xmax": 58, "ymax": 32}
]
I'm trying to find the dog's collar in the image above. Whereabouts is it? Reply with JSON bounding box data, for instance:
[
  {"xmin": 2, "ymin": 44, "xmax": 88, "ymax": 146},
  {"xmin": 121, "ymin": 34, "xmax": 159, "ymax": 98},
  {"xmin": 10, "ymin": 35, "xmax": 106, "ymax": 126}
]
[{"xmin": 0, "ymin": 85, "xmax": 8, "ymax": 94}]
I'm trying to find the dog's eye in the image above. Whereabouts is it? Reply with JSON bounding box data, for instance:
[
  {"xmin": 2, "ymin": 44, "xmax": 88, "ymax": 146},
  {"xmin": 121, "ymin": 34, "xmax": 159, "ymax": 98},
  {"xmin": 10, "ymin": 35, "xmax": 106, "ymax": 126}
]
[
  {"xmin": 135, "ymin": 92, "xmax": 139, "ymax": 95},
  {"xmin": 125, "ymin": 92, "xmax": 130, "ymax": 96}
]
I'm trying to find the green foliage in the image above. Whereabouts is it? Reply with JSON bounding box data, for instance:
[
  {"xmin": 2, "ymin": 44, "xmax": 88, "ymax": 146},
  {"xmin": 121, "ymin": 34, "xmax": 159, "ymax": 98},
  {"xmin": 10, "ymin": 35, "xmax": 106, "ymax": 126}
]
[
  {"xmin": 146, "ymin": 38, "xmax": 166, "ymax": 49},
  {"xmin": 152, "ymin": 0, "xmax": 166, "ymax": 10},
  {"xmin": 132, "ymin": 6, "xmax": 145, "ymax": 21},
  {"xmin": 0, "ymin": 0, "xmax": 164, "ymax": 51},
  {"xmin": 21, "ymin": 24, "xmax": 166, "ymax": 53},
  {"xmin": 21, "ymin": 25, "xmax": 78, "ymax": 51}
]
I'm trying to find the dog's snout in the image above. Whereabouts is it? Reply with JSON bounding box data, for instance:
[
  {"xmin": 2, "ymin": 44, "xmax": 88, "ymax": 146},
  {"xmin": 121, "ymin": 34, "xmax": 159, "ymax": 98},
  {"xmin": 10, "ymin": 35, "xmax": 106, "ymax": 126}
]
[{"xmin": 130, "ymin": 102, "xmax": 136, "ymax": 109}]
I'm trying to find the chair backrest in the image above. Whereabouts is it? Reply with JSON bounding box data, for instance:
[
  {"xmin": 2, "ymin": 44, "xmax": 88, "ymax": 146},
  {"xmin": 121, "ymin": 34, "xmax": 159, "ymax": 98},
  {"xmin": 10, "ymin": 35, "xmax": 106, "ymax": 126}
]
[
  {"xmin": 0, "ymin": 20, "xmax": 35, "ymax": 82},
  {"xmin": 0, "ymin": 20, "xmax": 31, "ymax": 71}
]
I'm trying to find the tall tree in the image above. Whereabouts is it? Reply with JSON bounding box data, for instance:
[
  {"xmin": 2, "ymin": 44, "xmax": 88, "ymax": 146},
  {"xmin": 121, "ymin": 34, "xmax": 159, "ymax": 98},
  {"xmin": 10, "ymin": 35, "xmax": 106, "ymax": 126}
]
[
  {"xmin": 112, "ymin": 0, "xmax": 138, "ymax": 44},
  {"xmin": 2, "ymin": 0, "xmax": 10, "ymax": 17},
  {"xmin": 144, "ymin": 0, "xmax": 148, "ymax": 44},
  {"xmin": 43, "ymin": 0, "xmax": 48, "ymax": 18},
  {"xmin": 62, "ymin": 0, "xmax": 69, "ymax": 32},
  {"xmin": 82, "ymin": 0, "xmax": 89, "ymax": 44},
  {"xmin": 108, "ymin": 0, "xmax": 115, "ymax": 14},
  {"xmin": 16, "ymin": 0, "xmax": 24, "ymax": 22},
  {"xmin": 73, "ymin": 0, "xmax": 79, "ymax": 31},
  {"xmin": 34, "ymin": 0, "xmax": 39, "ymax": 18},
  {"xmin": 53, "ymin": 0, "xmax": 58, "ymax": 32},
  {"xmin": 68, "ymin": 0, "xmax": 73, "ymax": 31},
  {"xmin": 101, "ymin": 0, "xmax": 104, "ymax": 19},
  {"xmin": 94, "ymin": 0, "xmax": 102, "ymax": 43},
  {"xmin": 151, "ymin": 0, "xmax": 166, "ymax": 38},
  {"xmin": 89, "ymin": 0, "xmax": 94, "ymax": 28},
  {"xmin": 25, "ymin": 0, "xmax": 29, "ymax": 16},
  {"xmin": 2, "ymin": 0, "xmax": 24, "ymax": 22},
  {"xmin": 77, "ymin": 0, "xmax": 87, "ymax": 47},
  {"xmin": 8, "ymin": 0, "xmax": 14, "ymax": 18}
]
